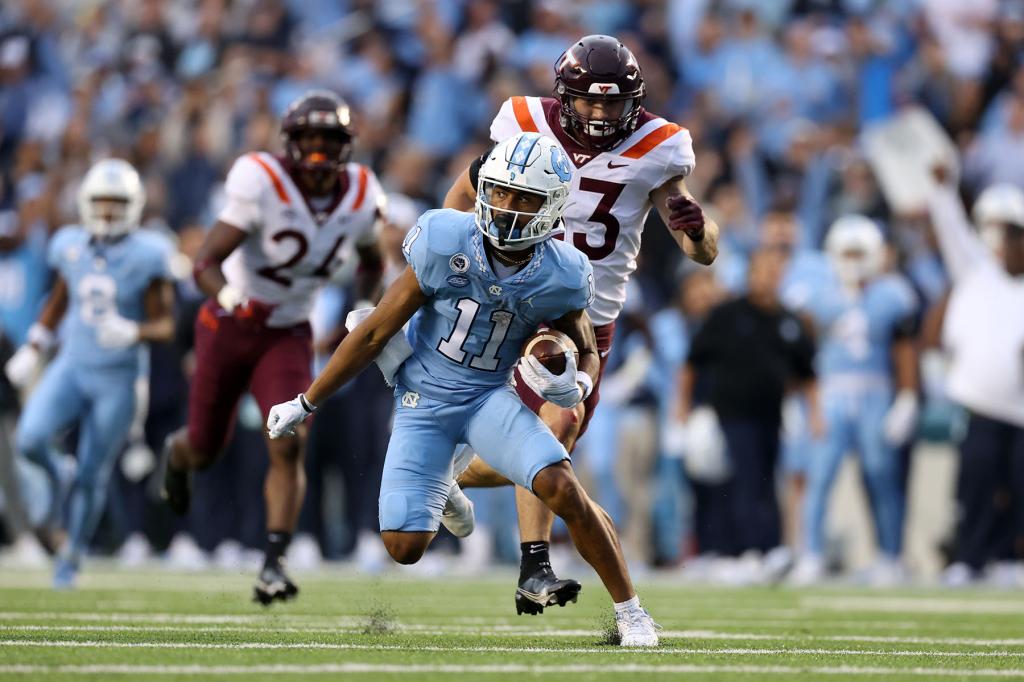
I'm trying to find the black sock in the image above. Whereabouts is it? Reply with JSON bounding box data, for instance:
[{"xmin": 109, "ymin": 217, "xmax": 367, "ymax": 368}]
[
  {"xmin": 264, "ymin": 530, "xmax": 292, "ymax": 569},
  {"xmin": 520, "ymin": 541, "xmax": 551, "ymax": 580}
]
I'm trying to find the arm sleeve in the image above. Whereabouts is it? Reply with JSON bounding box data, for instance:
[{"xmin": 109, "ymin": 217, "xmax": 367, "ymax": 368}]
[
  {"xmin": 216, "ymin": 156, "xmax": 265, "ymax": 232},
  {"xmin": 46, "ymin": 229, "xmax": 70, "ymax": 270},
  {"xmin": 926, "ymin": 184, "xmax": 992, "ymax": 283},
  {"xmin": 355, "ymin": 171, "xmax": 386, "ymax": 247},
  {"xmin": 653, "ymin": 127, "xmax": 697, "ymax": 188},
  {"xmin": 489, "ymin": 98, "xmax": 522, "ymax": 143},
  {"xmin": 401, "ymin": 213, "xmax": 440, "ymax": 296}
]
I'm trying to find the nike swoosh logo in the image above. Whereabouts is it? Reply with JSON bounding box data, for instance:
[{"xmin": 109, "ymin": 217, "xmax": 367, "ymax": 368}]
[
  {"xmin": 528, "ymin": 545, "xmax": 546, "ymax": 554},
  {"xmin": 607, "ymin": 161, "xmax": 628, "ymax": 169}
]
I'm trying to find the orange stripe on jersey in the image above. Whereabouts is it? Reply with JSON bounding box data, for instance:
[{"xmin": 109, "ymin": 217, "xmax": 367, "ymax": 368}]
[
  {"xmin": 621, "ymin": 123, "xmax": 683, "ymax": 159},
  {"xmin": 352, "ymin": 166, "xmax": 370, "ymax": 210},
  {"xmin": 512, "ymin": 96, "xmax": 539, "ymax": 133},
  {"xmin": 248, "ymin": 153, "xmax": 290, "ymax": 204}
]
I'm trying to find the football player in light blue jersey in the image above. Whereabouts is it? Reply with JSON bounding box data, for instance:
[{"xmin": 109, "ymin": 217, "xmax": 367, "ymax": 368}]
[
  {"xmin": 4, "ymin": 159, "xmax": 175, "ymax": 589},
  {"xmin": 790, "ymin": 215, "xmax": 920, "ymax": 585},
  {"xmin": 268, "ymin": 133, "xmax": 660, "ymax": 646}
]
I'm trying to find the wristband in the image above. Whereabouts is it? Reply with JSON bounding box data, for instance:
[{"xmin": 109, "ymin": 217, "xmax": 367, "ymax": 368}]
[
  {"xmin": 27, "ymin": 323, "xmax": 56, "ymax": 352},
  {"xmin": 298, "ymin": 393, "xmax": 317, "ymax": 413},
  {"xmin": 576, "ymin": 371, "xmax": 594, "ymax": 402}
]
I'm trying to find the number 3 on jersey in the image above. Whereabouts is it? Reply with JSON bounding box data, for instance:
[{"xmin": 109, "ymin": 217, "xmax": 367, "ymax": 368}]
[
  {"xmin": 573, "ymin": 177, "xmax": 625, "ymax": 261},
  {"xmin": 437, "ymin": 298, "xmax": 514, "ymax": 371}
]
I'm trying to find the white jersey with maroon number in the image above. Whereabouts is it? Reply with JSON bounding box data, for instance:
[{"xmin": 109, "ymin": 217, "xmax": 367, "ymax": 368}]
[
  {"xmin": 490, "ymin": 96, "xmax": 695, "ymax": 327},
  {"xmin": 217, "ymin": 152, "xmax": 382, "ymax": 327}
]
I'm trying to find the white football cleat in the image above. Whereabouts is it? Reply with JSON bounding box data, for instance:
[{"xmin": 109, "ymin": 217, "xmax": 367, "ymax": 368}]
[
  {"xmin": 441, "ymin": 481, "xmax": 475, "ymax": 538},
  {"xmin": 616, "ymin": 607, "xmax": 660, "ymax": 647},
  {"xmin": 788, "ymin": 554, "xmax": 826, "ymax": 586}
]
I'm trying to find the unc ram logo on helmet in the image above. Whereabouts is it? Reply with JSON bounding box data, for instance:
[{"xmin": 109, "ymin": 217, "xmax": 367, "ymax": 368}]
[{"xmin": 475, "ymin": 132, "xmax": 573, "ymax": 250}]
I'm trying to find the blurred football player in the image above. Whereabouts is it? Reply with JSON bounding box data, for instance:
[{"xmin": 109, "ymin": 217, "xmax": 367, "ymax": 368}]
[
  {"xmin": 443, "ymin": 34, "xmax": 719, "ymax": 614},
  {"xmin": 267, "ymin": 132, "xmax": 661, "ymax": 646},
  {"xmin": 790, "ymin": 215, "xmax": 920, "ymax": 585},
  {"xmin": 4, "ymin": 159, "xmax": 175, "ymax": 588},
  {"xmin": 159, "ymin": 90, "xmax": 384, "ymax": 604}
]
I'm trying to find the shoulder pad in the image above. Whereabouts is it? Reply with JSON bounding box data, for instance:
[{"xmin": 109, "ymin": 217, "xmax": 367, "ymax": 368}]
[{"xmin": 421, "ymin": 209, "xmax": 472, "ymax": 256}]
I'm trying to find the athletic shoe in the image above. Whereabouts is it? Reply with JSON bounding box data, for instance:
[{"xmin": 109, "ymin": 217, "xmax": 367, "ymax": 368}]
[
  {"xmin": 52, "ymin": 556, "xmax": 78, "ymax": 590},
  {"xmin": 515, "ymin": 564, "xmax": 581, "ymax": 615},
  {"xmin": 253, "ymin": 560, "xmax": 299, "ymax": 605},
  {"xmin": 440, "ymin": 481, "xmax": 474, "ymax": 538},
  {"xmin": 159, "ymin": 437, "xmax": 191, "ymax": 516},
  {"xmin": 616, "ymin": 606, "xmax": 660, "ymax": 646}
]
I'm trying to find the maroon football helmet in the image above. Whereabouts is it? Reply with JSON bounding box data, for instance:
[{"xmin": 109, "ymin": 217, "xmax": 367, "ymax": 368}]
[
  {"xmin": 280, "ymin": 90, "xmax": 354, "ymax": 173},
  {"xmin": 554, "ymin": 35, "xmax": 646, "ymax": 151}
]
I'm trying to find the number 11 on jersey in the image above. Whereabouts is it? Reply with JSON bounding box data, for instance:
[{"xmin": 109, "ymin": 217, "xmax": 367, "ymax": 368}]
[{"xmin": 437, "ymin": 297, "xmax": 514, "ymax": 371}]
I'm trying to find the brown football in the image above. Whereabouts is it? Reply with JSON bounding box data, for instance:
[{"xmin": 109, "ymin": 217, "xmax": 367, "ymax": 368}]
[{"xmin": 521, "ymin": 329, "xmax": 578, "ymax": 375}]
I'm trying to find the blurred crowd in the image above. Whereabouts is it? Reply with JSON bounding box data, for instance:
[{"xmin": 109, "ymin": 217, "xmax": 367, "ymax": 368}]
[{"xmin": 1, "ymin": 0, "xmax": 1023, "ymax": 585}]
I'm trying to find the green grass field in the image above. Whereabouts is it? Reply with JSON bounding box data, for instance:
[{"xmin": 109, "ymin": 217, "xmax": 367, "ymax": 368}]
[{"xmin": 0, "ymin": 566, "xmax": 1022, "ymax": 681}]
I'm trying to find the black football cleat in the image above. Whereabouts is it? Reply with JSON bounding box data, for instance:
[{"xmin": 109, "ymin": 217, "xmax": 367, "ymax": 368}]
[
  {"xmin": 515, "ymin": 566, "xmax": 581, "ymax": 615},
  {"xmin": 159, "ymin": 438, "xmax": 191, "ymax": 516},
  {"xmin": 253, "ymin": 562, "xmax": 299, "ymax": 606}
]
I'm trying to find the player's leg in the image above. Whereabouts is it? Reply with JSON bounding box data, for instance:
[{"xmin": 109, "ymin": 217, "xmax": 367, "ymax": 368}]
[
  {"xmin": 465, "ymin": 387, "xmax": 658, "ymax": 646},
  {"xmin": 162, "ymin": 304, "xmax": 253, "ymax": 513},
  {"xmin": 378, "ymin": 390, "xmax": 461, "ymax": 564},
  {"xmin": 791, "ymin": 394, "xmax": 849, "ymax": 585},
  {"xmin": 57, "ymin": 366, "xmax": 136, "ymax": 587},
  {"xmin": 857, "ymin": 391, "xmax": 905, "ymax": 568},
  {"xmin": 248, "ymin": 324, "xmax": 314, "ymax": 604},
  {"xmin": 14, "ymin": 357, "xmax": 86, "ymax": 530}
]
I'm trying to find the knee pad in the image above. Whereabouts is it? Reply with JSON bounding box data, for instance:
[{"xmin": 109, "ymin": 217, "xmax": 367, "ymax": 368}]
[{"xmin": 379, "ymin": 492, "xmax": 409, "ymax": 531}]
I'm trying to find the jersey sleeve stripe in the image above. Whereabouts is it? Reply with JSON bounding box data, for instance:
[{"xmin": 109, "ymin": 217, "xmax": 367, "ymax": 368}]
[
  {"xmin": 620, "ymin": 123, "xmax": 684, "ymax": 159},
  {"xmin": 248, "ymin": 153, "xmax": 290, "ymax": 204},
  {"xmin": 352, "ymin": 166, "xmax": 370, "ymax": 210},
  {"xmin": 512, "ymin": 96, "xmax": 539, "ymax": 133}
]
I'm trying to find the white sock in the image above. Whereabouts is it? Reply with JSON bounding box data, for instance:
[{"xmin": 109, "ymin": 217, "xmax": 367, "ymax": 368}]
[{"xmin": 614, "ymin": 595, "xmax": 640, "ymax": 614}]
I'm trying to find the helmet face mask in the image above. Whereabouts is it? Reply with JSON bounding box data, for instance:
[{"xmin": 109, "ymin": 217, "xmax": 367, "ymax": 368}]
[
  {"xmin": 554, "ymin": 35, "xmax": 646, "ymax": 151},
  {"xmin": 474, "ymin": 133, "xmax": 572, "ymax": 251},
  {"xmin": 78, "ymin": 159, "xmax": 145, "ymax": 239}
]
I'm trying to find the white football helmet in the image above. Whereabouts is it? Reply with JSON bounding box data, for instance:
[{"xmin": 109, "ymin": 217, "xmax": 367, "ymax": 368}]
[
  {"xmin": 77, "ymin": 158, "xmax": 146, "ymax": 238},
  {"xmin": 972, "ymin": 183, "xmax": 1024, "ymax": 257},
  {"xmin": 825, "ymin": 214, "xmax": 886, "ymax": 287},
  {"xmin": 475, "ymin": 132, "xmax": 572, "ymax": 251}
]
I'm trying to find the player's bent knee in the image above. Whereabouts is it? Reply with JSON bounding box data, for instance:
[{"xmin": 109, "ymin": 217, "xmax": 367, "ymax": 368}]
[
  {"xmin": 532, "ymin": 465, "xmax": 587, "ymax": 522},
  {"xmin": 380, "ymin": 532, "xmax": 428, "ymax": 565},
  {"xmin": 268, "ymin": 435, "xmax": 304, "ymax": 465},
  {"xmin": 540, "ymin": 403, "xmax": 584, "ymax": 446}
]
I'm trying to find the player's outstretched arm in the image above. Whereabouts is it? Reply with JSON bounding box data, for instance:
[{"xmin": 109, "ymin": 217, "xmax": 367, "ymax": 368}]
[
  {"xmin": 305, "ymin": 265, "xmax": 427, "ymax": 406},
  {"xmin": 192, "ymin": 221, "xmax": 248, "ymax": 306},
  {"xmin": 443, "ymin": 165, "xmax": 477, "ymax": 212},
  {"xmin": 652, "ymin": 177, "xmax": 719, "ymax": 266},
  {"xmin": 4, "ymin": 276, "xmax": 69, "ymax": 388}
]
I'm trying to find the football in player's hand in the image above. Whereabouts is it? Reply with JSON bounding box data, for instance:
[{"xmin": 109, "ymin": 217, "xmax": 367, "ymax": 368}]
[{"xmin": 522, "ymin": 329, "xmax": 578, "ymax": 375}]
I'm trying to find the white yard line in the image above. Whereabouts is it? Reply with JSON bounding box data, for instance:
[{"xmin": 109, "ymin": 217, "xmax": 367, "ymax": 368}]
[
  {"xmin": 802, "ymin": 596, "xmax": 1024, "ymax": 615},
  {"xmin": 3, "ymin": 624, "xmax": 1024, "ymax": 648},
  {"xmin": 1, "ymin": 639, "xmax": 1022, "ymax": 659},
  {"xmin": 0, "ymin": 663, "xmax": 1023, "ymax": 677}
]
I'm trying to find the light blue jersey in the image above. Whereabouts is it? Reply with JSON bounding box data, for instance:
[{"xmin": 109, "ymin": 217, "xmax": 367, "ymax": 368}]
[
  {"xmin": 397, "ymin": 209, "xmax": 594, "ymax": 402},
  {"xmin": 0, "ymin": 227, "xmax": 50, "ymax": 347},
  {"xmin": 48, "ymin": 226, "xmax": 170, "ymax": 369},
  {"xmin": 809, "ymin": 274, "xmax": 918, "ymax": 384},
  {"xmin": 380, "ymin": 208, "xmax": 594, "ymax": 533}
]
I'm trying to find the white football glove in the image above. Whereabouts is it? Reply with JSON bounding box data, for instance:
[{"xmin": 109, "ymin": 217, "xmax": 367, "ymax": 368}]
[
  {"xmin": 517, "ymin": 352, "xmax": 591, "ymax": 409},
  {"xmin": 883, "ymin": 390, "xmax": 920, "ymax": 446},
  {"xmin": 96, "ymin": 315, "xmax": 140, "ymax": 349},
  {"xmin": 5, "ymin": 344, "xmax": 42, "ymax": 389},
  {"xmin": 266, "ymin": 393, "xmax": 316, "ymax": 439},
  {"xmin": 216, "ymin": 284, "xmax": 246, "ymax": 313}
]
